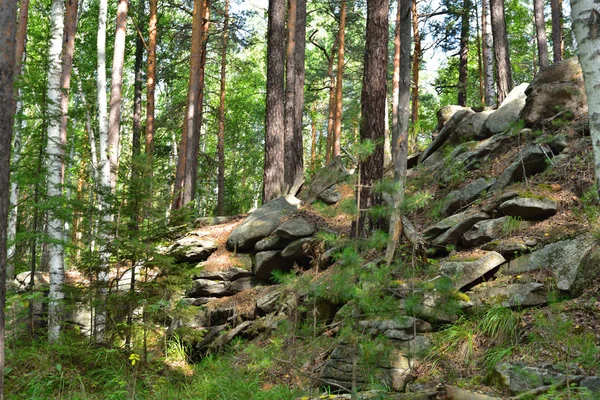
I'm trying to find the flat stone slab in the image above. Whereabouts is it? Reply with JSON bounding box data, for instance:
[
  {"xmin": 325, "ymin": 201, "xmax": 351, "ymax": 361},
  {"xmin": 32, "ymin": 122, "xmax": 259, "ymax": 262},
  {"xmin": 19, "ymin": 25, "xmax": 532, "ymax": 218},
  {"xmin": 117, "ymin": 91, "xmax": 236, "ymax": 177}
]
[
  {"xmin": 491, "ymin": 143, "xmax": 553, "ymax": 192},
  {"xmin": 468, "ymin": 283, "xmax": 548, "ymax": 309},
  {"xmin": 442, "ymin": 178, "xmax": 495, "ymax": 216},
  {"xmin": 498, "ymin": 197, "xmax": 557, "ymax": 220},
  {"xmin": 168, "ymin": 236, "xmax": 218, "ymax": 263},
  {"xmin": 440, "ymin": 251, "xmax": 506, "ymax": 290},
  {"xmin": 226, "ymin": 195, "xmax": 301, "ymax": 251},
  {"xmin": 463, "ymin": 216, "xmax": 536, "ymax": 248},
  {"xmin": 274, "ymin": 217, "xmax": 315, "ymax": 239}
]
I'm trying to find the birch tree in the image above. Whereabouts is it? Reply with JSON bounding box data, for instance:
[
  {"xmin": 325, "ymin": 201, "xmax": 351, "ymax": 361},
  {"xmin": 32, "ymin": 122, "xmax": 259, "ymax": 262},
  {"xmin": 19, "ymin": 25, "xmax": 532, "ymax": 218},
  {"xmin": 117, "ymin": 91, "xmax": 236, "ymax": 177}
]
[{"xmin": 481, "ymin": 0, "xmax": 496, "ymax": 106}]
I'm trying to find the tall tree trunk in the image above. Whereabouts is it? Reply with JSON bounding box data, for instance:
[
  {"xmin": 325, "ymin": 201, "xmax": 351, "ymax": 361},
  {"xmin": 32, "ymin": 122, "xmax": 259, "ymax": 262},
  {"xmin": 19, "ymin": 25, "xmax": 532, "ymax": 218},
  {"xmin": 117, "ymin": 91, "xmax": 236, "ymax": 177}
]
[
  {"xmin": 457, "ymin": 0, "xmax": 471, "ymax": 106},
  {"xmin": 108, "ymin": 0, "xmax": 129, "ymax": 189},
  {"xmin": 475, "ymin": 2, "xmax": 485, "ymax": 106},
  {"xmin": 356, "ymin": 0, "xmax": 389, "ymax": 237},
  {"xmin": 489, "ymin": 0, "xmax": 513, "ymax": 103},
  {"xmin": 97, "ymin": 0, "xmax": 110, "ymax": 194},
  {"xmin": 217, "ymin": 0, "xmax": 229, "ymax": 215},
  {"xmin": 263, "ymin": 0, "xmax": 286, "ymax": 202},
  {"xmin": 482, "ymin": 0, "xmax": 496, "ymax": 105},
  {"xmin": 172, "ymin": 0, "xmax": 205, "ymax": 210},
  {"xmin": 132, "ymin": 0, "xmax": 144, "ymax": 162},
  {"xmin": 325, "ymin": 43, "xmax": 336, "ymax": 164},
  {"xmin": 391, "ymin": 0, "xmax": 401, "ymax": 158},
  {"xmin": 146, "ymin": 0, "xmax": 157, "ymax": 163},
  {"xmin": 45, "ymin": 0, "xmax": 66, "ymax": 343},
  {"xmin": 534, "ymin": 0, "xmax": 550, "ymax": 69},
  {"xmin": 572, "ymin": 0, "xmax": 600, "ymax": 200},
  {"xmin": 60, "ymin": 0, "xmax": 78, "ymax": 181},
  {"xmin": 411, "ymin": 0, "xmax": 420, "ymax": 127},
  {"xmin": 284, "ymin": 0, "xmax": 297, "ymax": 192},
  {"xmin": 291, "ymin": 0, "xmax": 306, "ymax": 187},
  {"xmin": 8, "ymin": 0, "xmax": 31, "ymax": 282},
  {"xmin": 310, "ymin": 104, "xmax": 317, "ymax": 167},
  {"xmin": 0, "ymin": 0, "xmax": 17, "ymax": 393},
  {"xmin": 386, "ymin": 0, "xmax": 410, "ymax": 264},
  {"xmin": 332, "ymin": 0, "xmax": 347, "ymax": 159},
  {"xmin": 551, "ymin": 0, "xmax": 563, "ymax": 62}
]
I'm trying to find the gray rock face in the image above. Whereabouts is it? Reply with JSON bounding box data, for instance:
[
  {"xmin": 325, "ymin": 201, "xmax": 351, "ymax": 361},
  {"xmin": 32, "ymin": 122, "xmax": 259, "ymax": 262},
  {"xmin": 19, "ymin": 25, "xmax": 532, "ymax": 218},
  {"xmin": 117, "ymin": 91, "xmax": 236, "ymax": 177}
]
[
  {"xmin": 299, "ymin": 156, "xmax": 350, "ymax": 203},
  {"xmin": 229, "ymin": 276, "xmax": 267, "ymax": 293},
  {"xmin": 453, "ymin": 130, "xmax": 515, "ymax": 171},
  {"xmin": 13, "ymin": 271, "xmax": 49, "ymax": 291},
  {"xmin": 580, "ymin": 376, "xmax": 600, "ymax": 395},
  {"xmin": 484, "ymin": 83, "xmax": 528, "ymax": 134},
  {"xmin": 318, "ymin": 186, "xmax": 342, "ymax": 204},
  {"xmin": 440, "ymin": 251, "xmax": 505, "ymax": 290},
  {"xmin": 494, "ymin": 363, "xmax": 581, "ymax": 394},
  {"xmin": 194, "ymin": 267, "xmax": 253, "ymax": 282},
  {"xmin": 281, "ymin": 237, "xmax": 316, "ymax": 259},
  {"xmin": 521, "ymin": 81, "xmax": 587, "ymax": 127},
  {"xmin": 498, "ymin": 197, "xmax": 557, "ymax": 220},
  {"xmin": 505, "ymin": 234, "xmax": 600, "ymax": 296},
  {"xmin": 450, "ymin": 110, "xmax": 494, "ymax": 142},
  {"xmin": 491, "ymin": 143, "xmax": 553, "ymax": 191},
  {"xmin": 481, "ymin": 238, "xmax": 536, "ymax": 257},
  {"xmin": 468, "ymin": 283, "xmax": 547, "ymax": 309},
  {"xmin": 274, "ymin": 217, "xmax": 315, "ymax": 239},
  {"xmin": 442, "ymin": 178, "xmax": 495, "ymax": 216},
  {"xmin": 525, "ymin": 57, "xmax": 583, "ymax": 95},
  {"xmin": 463, "ymin": 216, "xmax": 535, "ymax": 247},
  {"xmin": 254, "ymin": 235, "xmax": 292, "ymax": 252},
  {"xmin": 424, "ymin": 211, "xmax": 490, "ymax": 248},
  {"xmin": 435, "ymin": 105, "xmax": 469, "ymax": 132},
  {"xmin": 226, "ymin": 195, "xmax": 301, "ymax": 251},
  {"xmin": 420, "ymin": 109, "xmax": 474, "ymax": 163},
  {"xmin": 188, "ymin": 279, "xmax": 231, "ymax": 297},
  {"xmin": 359, "ymin": 318, "xmax": 432, "ymax": 341},
  {"xmin": 256, "ymin": 289, "xmax": 281, "ymax": 314},
  {"xmin": 168, "ymin": 236, "xmax": 218, "ymax": 263},
  {"xmin": 253, "ymin": 250, "xmax": 291, "ymax": 280}
]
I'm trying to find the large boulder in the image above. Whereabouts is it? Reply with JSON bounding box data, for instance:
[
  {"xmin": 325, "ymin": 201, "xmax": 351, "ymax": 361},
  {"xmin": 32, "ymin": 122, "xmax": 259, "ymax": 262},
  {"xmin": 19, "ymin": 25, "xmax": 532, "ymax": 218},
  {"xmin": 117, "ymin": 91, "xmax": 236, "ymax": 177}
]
[
  {"xmin": 453, "ymin": 130, "xmax": 515, "ymax": 170},
  {"xmin": 273, "ymin": 217, "xmax": 315, "ymax": 239},
  {"xmin": 439, "ymin": 251, "xmax": 506, "ymax": 291},
  {"xmin": 424, "ymin": 211, "xmax": 490, "ymax": 248},
  {"xmin": 521, "ymin": 81, "xmax": 587, "ymax": 127},
  {"xmin": 253, "ymin": 250, "xmax": 291, "ymax": 280},
  {"xmin": 280, "ymin": 237, "xmax": 316, "ymax": 259},
  {"xmin": 504, "ymin": 234, "xmax": 600, "ymax": 296},
  {"xmin": 525, "ymin": 57, "xmax": 583, "ymax": 95},
  {"xmin": 490, "ymin": 143, "xmax": 553, "ymax": 191},
  {"xmin": 498, "ymin": 197, "xmax": 557, "ymax": 220},
  {"xmin": 318, "ymin": 186, "xmax": 342, "ymax": 204},
  {"xmin": 299, "ymin": 156, "xmax": 351, "ymax": 203},
  {"xmin": 484, "ymin": 83, "xmax": 529, "ymax": 135},
  {"xmin": 494, "ymin": 363, "xmax": 582, "ymax": 395},
  {"xmin": 420, "ymin": 109, "xmax": 474, "ymax": 163},
  {"xmin": 462, "ymin": 216, "xmax": 535, "ymax": 247},
  {"xmin": 450, "ymin": 110, "xmax": 494, "ymax": 143},
  {"xmin": 193, "ymin": 267, "xmax": 252, "ymax": 282},
  {"xmin": 254, "ymin": 235, "xmax": 293, "ymax": 252},
  {"xmin": 441, "ymin": 178, "xmax": 495, "ymax": 216},
  {"xmin": 435, "ymin": 105, "xmax": 469, "ymax": 132},
  {"xmin": 226, "ymin": 195, "xmax": 301, "ymax": 251},
  {"xmin": 168, "ymin": 236, "xmax": 218, "ymax": 263},
  {"xmin": 468, "ymin": 282, "xmax": 548, "ymax": 309}
]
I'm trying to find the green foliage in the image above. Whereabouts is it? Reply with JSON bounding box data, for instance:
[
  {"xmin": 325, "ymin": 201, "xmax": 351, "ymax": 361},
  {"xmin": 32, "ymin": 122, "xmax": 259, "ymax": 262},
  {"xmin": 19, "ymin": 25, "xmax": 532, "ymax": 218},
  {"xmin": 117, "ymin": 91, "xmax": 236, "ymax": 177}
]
[
  {"xmin": 478, "ymin": 306, "xmax": 521, "ymax": 345},
  {"xmin": 402, "ymin": 191, "xmax": 434, "ymax": 213},
  {"xmin": 501, "ymin": 216, "xmax": 524, "ymax": 236}
]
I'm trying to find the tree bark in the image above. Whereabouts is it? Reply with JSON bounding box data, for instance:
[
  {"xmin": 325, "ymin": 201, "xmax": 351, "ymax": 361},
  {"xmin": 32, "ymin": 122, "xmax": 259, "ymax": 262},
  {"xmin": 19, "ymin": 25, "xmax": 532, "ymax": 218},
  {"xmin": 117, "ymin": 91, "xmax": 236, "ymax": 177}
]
[
  {"xmin": 332, "ymin": 0, "xmax": 347, "ymax": 159},
  {"xmin": 534, "ymin": 0, "xmax": 550, "ymax": 69},
  {"xmin": 391, "ymin": 0, "xmax": 401, "ymax": 158},
  {"xmin": 263, "ymin": 0, "xmax": 286, "ymax": 202},
  {"xmin": 291, "ymin": 0, "xmax": 306, "ymax": 188},
  {"xmin": 571, "ymin": 0, "xmax": 600, "ymax": 201},
  {"xmin": 0, "ymin": 0, "xmax": 17, "ymax": 393},
  {"xmin": 172, "ymin": 0, "xmax": 205, "ymax": 210},
  {"xmin": 310, "ymin": 104, "xmax": 317, "ymax": 167},
  {"xmin": 132, "ymin": 0, "xmax": 144, "ymax": 161},
  {"xmin": 475, "ymin": 3, "xmax": 485, "ymax": 106},
  {"xmin": 60, "ymin": 0, "xmax": 78, "ymax": 180},
  {"xmin": 108, "ymin": 0, "xmax": 129, "ymax": 189},
  {"xmin": 45, "ymin": 0, "xmax": 66, "ymax": 343},
  {"xmin": 146, "ymin": 0, "xmax": 157, "ymax": 163},
  {"xmin": 411, "ymin": 0, "xmax": 420, "ymax": 127},
  {"xmin": 217, "ymin": 0, "xmax": 229, "ymax": 215},
  {"xmin": 386, "ymin": 0, "xmax": 410, "ymax": 263},
  {"xmin": 284, "ymin": 0, "xmax": 297, "ymax": 192},
  {"xmin": 356, "ymin": 0, "xmax": 389, "ymax": 237},
  {"xmin": 489, "ymin": 0, "xmax": 513, "ymax": 103},
  {"xmin": 325, "ymin": 43, "xmax": 336, "ymax": 164},
  {"xmin": 97, "ymin": 0, "xmax": 110, "ymax": 195},
  {"xmin": 482, "ymin": 0, "xmax": 496, "ymax": 106},
  {"xmin": 458, "ymin": 0, "xmax": 471, "ymax": 106},
  {"xmin": 551, "ymin": 0, "xmax": 563, "ymax": 62}
]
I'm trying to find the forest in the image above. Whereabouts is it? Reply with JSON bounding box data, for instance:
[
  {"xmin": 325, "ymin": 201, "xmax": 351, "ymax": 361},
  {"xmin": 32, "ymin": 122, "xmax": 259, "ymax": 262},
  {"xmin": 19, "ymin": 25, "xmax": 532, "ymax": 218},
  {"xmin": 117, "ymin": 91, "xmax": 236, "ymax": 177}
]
[{"xmin": 0, "ymin": 0, "xmax": 600, "ymax": 398}]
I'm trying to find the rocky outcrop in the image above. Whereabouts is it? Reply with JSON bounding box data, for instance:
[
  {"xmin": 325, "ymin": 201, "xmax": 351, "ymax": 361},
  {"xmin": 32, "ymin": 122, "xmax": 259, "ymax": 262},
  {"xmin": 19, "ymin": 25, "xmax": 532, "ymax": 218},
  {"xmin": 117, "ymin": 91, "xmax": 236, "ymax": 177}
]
[
  {"xmin": 253, "ymin": 250, "xmax": 290, "ymax": 280},
  {"xmin": 439, "ymin": 251, "xmax": 505, "ymax": 291},
  {"xmin": 435, "ymin": 105, "xmax": 469, "ymax": 132},
  {"xmin": 273, "ymin": 217, "xmax": 315, "ymax": 239},
  {"xmin": 490, "ymin": 143, "xmax": 554, "ymax": 191},
  {"xmin": 468, "ymin": 282, "xmax": 548, "ymax": 309},
  {"xmin": 441, "ymin": 178, "xmax": 495, "ymax": 216},
  {"xmin": 226, "ymin": 195, "xmax": 301, "ymax": 251},
  {"xmin": 462, "ymin": 216, "xmax": 535, "ymax": 247},
  {"xmin": 424, "ymin": 211, "xmax": 490, "ymax": 249},
  {"xmin": 318, "ymin": 186, "xmax": 342, "ymax": 204},
  {"xmin": 494, "ymin": 363, "xmax": 584, "ymax": 395},
  {"xmin": 484, "ymin": 83, "xmax": 528, "ymax": 134},
  {"xmin": 299, "ymin": 156, "xmax": 351, "ymax": 204},
  {"xmin": 167, "ymin": 236, "xmax": 218, "ymax": 263},
  {"xmin": 450, "ymin": 110, "xmax": 494, "ymax": 142},
  {"xmin": 498, "ymin": 197, "xmax": 557, "ymax": 220},
  {"xmin": 420, "ymin": 109, "xmax": 475, "ymax": 163}
]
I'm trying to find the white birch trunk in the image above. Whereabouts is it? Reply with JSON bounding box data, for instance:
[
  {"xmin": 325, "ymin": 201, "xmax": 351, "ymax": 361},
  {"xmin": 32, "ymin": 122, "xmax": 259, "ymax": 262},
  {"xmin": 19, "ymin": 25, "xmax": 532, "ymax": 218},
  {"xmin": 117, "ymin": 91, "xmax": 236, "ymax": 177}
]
[
  {"xmin": 46, "ymin": 0, "xmax": 66, "ymax": 343},
  {"xmin": 7, "ymin": 98, "xmax": 23, "ymax": 281},
  {"xmin": 482, "ymin": 0, "xmax": 496, "ymax": 106},
  {"xmin": 572, "ymin": 0, "xmax": 600, "ymax": 199}
]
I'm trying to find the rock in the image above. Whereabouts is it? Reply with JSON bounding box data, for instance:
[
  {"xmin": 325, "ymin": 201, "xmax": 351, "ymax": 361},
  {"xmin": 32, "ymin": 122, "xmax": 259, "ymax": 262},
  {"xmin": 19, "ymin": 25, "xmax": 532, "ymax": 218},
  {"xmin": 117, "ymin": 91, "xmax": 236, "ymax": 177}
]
[
  {"xmin": 195, "ymin": 216, "xmax": 235, "ymax": 227},
  {"xmin": 299, "ymin": 156, "xmax": 351, "ymax": 203},
  {"xmin": 66, "ymin": 303, "xmax": 93, "ymax": 336},
  {"xmin": 281, "ymin": 237, "xmax": 316, "ymax": 259},
  {"xmin": 484, "ymin": 83, "xmax": 528, "ymax": 134},
  {"xmin": 445, "ymin": 386, "xmax": 501, "ymax": 400},
  {"xmin": 441, "ymin": 178, "xmax": 495, "ymax": 216},
  {"xmin": 183, "ymin": 297, "xmax": 210, "ymax": 306},
  {"xmin": 318, "ymin": 186, "xmax": 342, "ymax": 204},
  {"xmin": 490, "ymin": 143, "xmax": 553, "ymax": 191},
  {"xmin": 226, "ymin": 195, "xmax": 301, "ymax": 251},
  {"xmin": 256, "ymin": 289, "xmax": 281, "ymax": 314},
  {"xmin": 230, "ymin": 276, "xmax": 268, "ymax": 293},
  {"xmin": 439, "ymin": 251, "xmax": 505, "ymax": 291},
  {"xmin": 424, "ymin": 211, "xmax": 490, "ymax": 249},
  {"xmin": 420, "ymin": 109, "xmax": 475, "ymax": 163},
  {"xmin": 359, "ymin": 318, "xmax": 432, "ymax": 341},
  {"xmin": 521, "ymin": 81, "xmax": 587, "ymax": 127},
  {"xmin": 253, "ymin": 250, "xmax": 291, "ymax": 281},
  {"xmin": 498, "ymin": 197, "xmax": 557, "ymax": 220},
  {"xmin": 453, "ymin": 130, "xmax": 515, "ymax": 170},
  {"xmin": 481, "ymin": 190, "xmax": 520, "ymax": 214},
  {"xmin": 187, "ymin": 279, "xmax": 231, "ymax": 297},
  {"xmin": 274, "ymin": 217, "xmax": 315, "ymax": 239},
  {"xmin": 450, "ymin": 110, "xmax": 494, "ymax": 142},
  {"xmin": 168, "ymin": 236, "xmax": 218, "ymax": 263},
  {"xmin": 14, "ymin": 271, "xmax": 49, "ymax": 291},
  {"xmin": 254, "ymin": 235, "xmax": 293, "ymax": 252},
  {"xmin": 194, "ymin": 267, "xmax": 253, "ymax": 281},
  {"xmin": 494, "ymin": 363, "xmax": 581, "ymax": 394},
  {"xmin": 525, "ymin": 57, "xmax": 583, "ymax": 95},
  {"xmin": 462, "ymin": 216, "xmax": 535, "ymax": 247},
  {"xmin": 468, "ymin": 283, "xmax": 548, "ymax": 309},
  {"xmin": 504, "ymin": 234, "xmax": 600, "ymax": 296},
  {"xmin": 580, "ymin": 376, "xmax": 600, "ymax": 395},
  {"xmin": 393, "ymin": 335, "xmax": 432, "ymax": 356},
  {"xmin": 481, "ymin": 238, "xmax": 535, "ymax": 257},
  {"xmin": 435, "ymin": 105, "xmax": 469, "ymax": 132}
]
